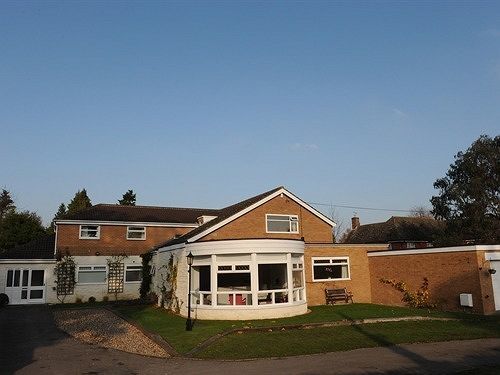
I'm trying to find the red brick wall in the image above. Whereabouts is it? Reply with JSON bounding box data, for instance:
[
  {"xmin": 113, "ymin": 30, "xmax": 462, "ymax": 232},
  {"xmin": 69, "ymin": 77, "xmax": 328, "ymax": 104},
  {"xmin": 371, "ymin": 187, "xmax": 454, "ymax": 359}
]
[
  {"xmin": 368, "ymin": 250, "xmax": 494, "ymax": 314},
  {"xmin": 56, "ymin": 224, "xmax": 193, "ymax": 256},
  {"xmin": 200, "ymin": 195, "xmax": 333, "ymax": 243},
  {"xmin": 305, "ymin": 245, "xmax": 387, "ymax": 306}
]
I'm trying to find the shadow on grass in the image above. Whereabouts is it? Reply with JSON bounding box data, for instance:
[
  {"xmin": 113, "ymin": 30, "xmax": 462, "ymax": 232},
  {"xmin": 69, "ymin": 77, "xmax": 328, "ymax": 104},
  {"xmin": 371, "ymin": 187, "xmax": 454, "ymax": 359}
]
[{"xmin": 337, "ymin": 310, "xmax": 441, "ymax": 369}]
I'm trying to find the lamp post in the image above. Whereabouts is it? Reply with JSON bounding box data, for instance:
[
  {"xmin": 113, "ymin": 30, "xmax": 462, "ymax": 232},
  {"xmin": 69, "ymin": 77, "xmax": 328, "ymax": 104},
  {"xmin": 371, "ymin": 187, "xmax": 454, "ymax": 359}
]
[{"xmin": 186, "ymin": 251, "xmax": 194, "ymax": 331}]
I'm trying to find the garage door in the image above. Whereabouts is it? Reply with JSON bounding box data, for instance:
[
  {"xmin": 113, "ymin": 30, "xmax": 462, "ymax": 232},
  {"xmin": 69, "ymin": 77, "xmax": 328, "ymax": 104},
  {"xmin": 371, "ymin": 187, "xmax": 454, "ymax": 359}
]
[{"xmin": 491, "ymin": 260, "xmax": 500, "ymax": 311}]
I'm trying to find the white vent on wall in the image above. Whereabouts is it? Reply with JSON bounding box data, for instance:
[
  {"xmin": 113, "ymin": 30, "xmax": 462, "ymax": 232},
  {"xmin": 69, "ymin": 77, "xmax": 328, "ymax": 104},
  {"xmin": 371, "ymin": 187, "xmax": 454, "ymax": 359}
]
[{"xmin": 459, "ymin": 293, "xmax": 473, "ymax": 307}]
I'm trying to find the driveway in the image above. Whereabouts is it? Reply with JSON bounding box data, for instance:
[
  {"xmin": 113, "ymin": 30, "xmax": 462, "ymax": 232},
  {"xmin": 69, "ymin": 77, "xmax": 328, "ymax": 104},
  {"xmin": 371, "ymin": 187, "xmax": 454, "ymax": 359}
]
[{"xmin": 1, "ymin": 305, "xmax": 499, "ymax": 374}]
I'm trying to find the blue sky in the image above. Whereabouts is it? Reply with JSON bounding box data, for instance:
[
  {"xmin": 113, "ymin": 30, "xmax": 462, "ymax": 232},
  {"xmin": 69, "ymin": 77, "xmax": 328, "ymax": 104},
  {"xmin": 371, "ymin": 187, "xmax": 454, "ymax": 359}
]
[{"xmin": 1, "ymin": 1, "xmax": 499, "ymax": 232}]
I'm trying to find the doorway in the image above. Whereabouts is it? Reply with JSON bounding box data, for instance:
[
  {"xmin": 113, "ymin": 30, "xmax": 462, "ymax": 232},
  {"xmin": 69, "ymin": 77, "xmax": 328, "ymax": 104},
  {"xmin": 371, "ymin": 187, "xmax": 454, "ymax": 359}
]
[{"xmin": 5, "ymin": 269, "xmax": 46, "ymax": 304}]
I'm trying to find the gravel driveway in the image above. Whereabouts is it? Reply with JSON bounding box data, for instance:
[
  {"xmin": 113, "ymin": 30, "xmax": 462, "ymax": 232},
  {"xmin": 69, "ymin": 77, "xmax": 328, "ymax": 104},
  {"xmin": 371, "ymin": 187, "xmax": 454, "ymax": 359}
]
[{"xmin": 53, "ymin": 308, "xmax": 168, "ymax": 358}]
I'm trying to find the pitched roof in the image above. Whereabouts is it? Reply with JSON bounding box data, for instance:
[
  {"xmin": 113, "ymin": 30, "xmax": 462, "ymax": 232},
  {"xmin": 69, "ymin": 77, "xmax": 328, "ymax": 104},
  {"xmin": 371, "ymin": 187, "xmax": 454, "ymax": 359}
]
[
  {"xmin": 153, "ymin": 186, "xmax": 285, "ymax": 248},
  {"xmin": 58, "ymin": 204, "xmax": 220, "ymax": 224},
  {"xmin": 0, "ymin": 234, "xmax": 56, "ymax": 260},
  {"xmin": 344, "ymin": 216, "xmax": 445, "ymax": 244}
]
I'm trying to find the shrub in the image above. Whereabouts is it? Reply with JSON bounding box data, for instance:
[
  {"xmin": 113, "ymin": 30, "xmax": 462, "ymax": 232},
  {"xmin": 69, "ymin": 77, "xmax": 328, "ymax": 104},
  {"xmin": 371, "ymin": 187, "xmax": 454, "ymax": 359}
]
[
  {"xmin": 102, "ymin": 296, "xmax": 109, "ymax": 302},
  {"xmin": 75, "ymin": 298, "xmax": 82, "ymax": 304},
  {"xmin": 88, "ymin": 296, "xmax": 96, "ymax": 303},
  {"xmin": 0, "ymin": 293, "xmax": 9, "ymax": 307},
  {"xmin": 380, "ymin": 277, "xmax": 436, "ymax": 309}
]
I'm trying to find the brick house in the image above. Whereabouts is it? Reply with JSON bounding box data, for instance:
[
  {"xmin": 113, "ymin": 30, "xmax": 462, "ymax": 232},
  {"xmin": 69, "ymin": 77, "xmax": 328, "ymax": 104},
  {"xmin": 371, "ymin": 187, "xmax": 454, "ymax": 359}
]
[
  {"xmin": 0, "ymin": 186, "xmax": 499, "ymax": 318},
  {"xmin": 345, "ymin": 215, "xmax": 445, "ymax": 250}
]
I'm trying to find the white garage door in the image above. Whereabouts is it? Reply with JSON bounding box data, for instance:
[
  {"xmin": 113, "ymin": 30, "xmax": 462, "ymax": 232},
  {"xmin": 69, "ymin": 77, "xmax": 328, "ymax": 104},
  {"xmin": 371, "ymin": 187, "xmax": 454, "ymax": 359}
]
[{"xmin": 491, "ymin": 260, "xmax": 500, "ymax": 311}]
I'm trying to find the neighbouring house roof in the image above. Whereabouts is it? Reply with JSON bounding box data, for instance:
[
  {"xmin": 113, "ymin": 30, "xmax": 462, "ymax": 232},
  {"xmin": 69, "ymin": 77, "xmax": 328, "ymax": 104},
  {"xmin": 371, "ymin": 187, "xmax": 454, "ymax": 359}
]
[
  {"xmin": 0, "ymin": 234, "xmax": 56, "ymax": 260},
  {"xmin": 344, "ymin": 216, "xmax": 445, "ymax": 244},
  {"xmin": 57, "ymin": 204, "xmax": 220, "ymax": 224},
  {"xmin": 154, "ymin": 186, "xmax": 335, "ymax": 249}
]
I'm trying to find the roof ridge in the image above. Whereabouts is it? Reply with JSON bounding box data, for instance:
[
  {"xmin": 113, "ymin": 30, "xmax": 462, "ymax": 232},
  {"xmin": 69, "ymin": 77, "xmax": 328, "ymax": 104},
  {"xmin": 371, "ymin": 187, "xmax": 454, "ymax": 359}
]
[{"xmin": 93, "ymin": 203, "xmax": 219, "ymax": 211}]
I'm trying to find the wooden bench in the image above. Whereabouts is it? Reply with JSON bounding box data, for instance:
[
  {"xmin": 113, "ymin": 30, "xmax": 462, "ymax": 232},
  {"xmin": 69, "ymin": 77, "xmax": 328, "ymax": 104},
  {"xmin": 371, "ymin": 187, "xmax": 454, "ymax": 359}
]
[{"xmin": 325, "ymin": 288, "xmax": 353, "ymax": 305}]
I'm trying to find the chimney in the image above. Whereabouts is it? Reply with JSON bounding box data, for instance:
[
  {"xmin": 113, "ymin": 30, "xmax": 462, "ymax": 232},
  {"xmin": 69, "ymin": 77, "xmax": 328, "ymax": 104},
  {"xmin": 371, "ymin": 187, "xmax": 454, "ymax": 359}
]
[{"xmin": 351, "ymin": 216, "xmax": 360, "ymax": 230}]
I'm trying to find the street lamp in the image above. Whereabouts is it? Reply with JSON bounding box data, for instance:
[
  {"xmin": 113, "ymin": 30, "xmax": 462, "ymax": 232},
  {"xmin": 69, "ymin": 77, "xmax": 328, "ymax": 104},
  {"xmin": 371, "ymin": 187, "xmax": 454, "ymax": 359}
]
[{"xmin": 186, "ymin": 251, "xmax": 194, "ymax": 331}]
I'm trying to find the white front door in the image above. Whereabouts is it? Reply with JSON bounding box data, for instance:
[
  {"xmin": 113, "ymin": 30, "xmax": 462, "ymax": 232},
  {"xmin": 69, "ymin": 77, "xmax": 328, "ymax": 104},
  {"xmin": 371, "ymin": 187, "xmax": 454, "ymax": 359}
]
[
  {"xmin": 5, "ymin": 269, "xmax": 46, "ymax": 304},
  {"xmin": 491, "ymin": 261, "xmax": 500, "ymax": 311}
]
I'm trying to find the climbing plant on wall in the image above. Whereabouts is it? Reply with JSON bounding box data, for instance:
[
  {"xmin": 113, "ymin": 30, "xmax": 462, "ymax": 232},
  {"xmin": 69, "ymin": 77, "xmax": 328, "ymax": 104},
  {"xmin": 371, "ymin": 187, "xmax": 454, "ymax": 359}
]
[
  {"xmin": 54, "ymin": 254, "xmax": 76, "ymax": 303},
  {"xmin": 106, "ymin": 254, "xmax": 127, "ymax": 300},
  {"xmin": 158, "ymin": 254, "xmax": 181, "ymax": 314}
]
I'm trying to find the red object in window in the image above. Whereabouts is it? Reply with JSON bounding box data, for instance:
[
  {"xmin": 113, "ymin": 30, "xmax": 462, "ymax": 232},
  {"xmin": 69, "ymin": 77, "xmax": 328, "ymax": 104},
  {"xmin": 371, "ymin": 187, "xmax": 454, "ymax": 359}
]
[{"xmin": 229, "ymin": 294, "xmax": 247, "ymax": 305}]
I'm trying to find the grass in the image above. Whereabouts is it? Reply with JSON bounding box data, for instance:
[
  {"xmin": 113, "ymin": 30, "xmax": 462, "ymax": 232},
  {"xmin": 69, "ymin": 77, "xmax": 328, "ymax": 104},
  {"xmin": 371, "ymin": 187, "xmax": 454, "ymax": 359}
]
[
  {"xmin": 114, "ymin": 303, "xmax": 490, "ymax": 356},
  {"xmin": 198, "ymin": 318, "xmax": 500, "ymax": 359}
]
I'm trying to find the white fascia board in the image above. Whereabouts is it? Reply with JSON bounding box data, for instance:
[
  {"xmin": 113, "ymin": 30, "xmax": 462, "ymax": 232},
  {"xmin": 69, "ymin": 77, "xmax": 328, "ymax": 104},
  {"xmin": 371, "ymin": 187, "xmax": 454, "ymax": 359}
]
[
  {"xmin": 368, "ymin": 245, "xmax": 500, "ymax": 257},
  {"xmin": 55, "ymin": 220, "xmax": 199, "ymax": 228},
  {"xmin": 0, "ymin": 259, "xmax": 56, "ymax": 264},
  {"xmin": 157, "ymin": 243, "xmax": 187, "ymax": 254},
  {"xmin": 187, "ymin": 188, "xmax": 335, "ymax": 243}
]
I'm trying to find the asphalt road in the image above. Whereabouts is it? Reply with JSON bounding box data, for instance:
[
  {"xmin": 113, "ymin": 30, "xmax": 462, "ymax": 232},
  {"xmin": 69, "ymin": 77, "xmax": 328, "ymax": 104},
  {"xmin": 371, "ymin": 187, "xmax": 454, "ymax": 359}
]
[{"xmin": 1, "ymin": 305, "xmax": 499, "ymax": 375}]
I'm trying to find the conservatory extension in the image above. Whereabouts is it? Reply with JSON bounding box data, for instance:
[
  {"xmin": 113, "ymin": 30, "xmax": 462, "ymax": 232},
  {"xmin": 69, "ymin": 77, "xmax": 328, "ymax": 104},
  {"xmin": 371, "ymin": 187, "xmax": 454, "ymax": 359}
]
[{"xmin": 153, "ymin": 239, "xmax": 308, "ymax": 320}]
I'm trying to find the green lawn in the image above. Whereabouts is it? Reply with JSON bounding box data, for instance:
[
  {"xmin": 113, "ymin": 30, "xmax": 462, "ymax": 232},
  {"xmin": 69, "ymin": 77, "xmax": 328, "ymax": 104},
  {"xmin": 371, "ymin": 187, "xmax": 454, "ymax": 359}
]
[
  {"xmin": 114, "ymin": 303, "xmax": 485, "ymax": 355},
  {"xmin": 198, "ymin": 319, "xmax": 500, "ymax": 359}
]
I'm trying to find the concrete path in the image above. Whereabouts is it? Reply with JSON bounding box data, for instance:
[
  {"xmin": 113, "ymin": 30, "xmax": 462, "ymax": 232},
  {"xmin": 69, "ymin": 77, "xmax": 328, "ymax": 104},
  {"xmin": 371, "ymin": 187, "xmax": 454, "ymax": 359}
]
[{"xmin": 1, "ymin": 305, "xmax": 499, "ymax": 374}]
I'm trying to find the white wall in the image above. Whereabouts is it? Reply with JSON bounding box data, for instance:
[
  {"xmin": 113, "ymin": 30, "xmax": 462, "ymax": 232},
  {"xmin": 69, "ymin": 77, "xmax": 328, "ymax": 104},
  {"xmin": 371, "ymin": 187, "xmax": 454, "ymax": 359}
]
[{"xmin": 0, "ymin": 255, "xmax": 143, "ymax": 304}]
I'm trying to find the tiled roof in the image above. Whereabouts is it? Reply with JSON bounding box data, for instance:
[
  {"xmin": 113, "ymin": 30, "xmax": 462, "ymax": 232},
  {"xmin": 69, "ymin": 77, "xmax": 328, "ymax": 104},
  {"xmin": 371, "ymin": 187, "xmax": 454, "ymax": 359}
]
[
  {"xmin": 344, "ymin": 216, "xmax": 445, "ymax": 244},
  {"xmin": 0, "ymin": 234, "xmax": 56, "ymax": 260},
  {"xmin": 153, "ymin": 186, "xmax": 284, "ymax": 249},
  {"xmin": 59, "ymin": 204, "xmax": 220, "ymax": 224}
]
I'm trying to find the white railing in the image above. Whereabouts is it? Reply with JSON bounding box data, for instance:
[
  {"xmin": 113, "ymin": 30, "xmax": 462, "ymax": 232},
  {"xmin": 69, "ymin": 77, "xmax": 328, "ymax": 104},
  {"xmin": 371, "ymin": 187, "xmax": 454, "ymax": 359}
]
[
  {"xmin": 216, "ymin": 291, "xmax": 253, "ymax": 306},
  {"xmin": 292, "ymin": 287, "xmax": 305, "ymax": 302},
  {"xmin": 257, "ymin": 289, "xmax": 289, "ymax": 305}
]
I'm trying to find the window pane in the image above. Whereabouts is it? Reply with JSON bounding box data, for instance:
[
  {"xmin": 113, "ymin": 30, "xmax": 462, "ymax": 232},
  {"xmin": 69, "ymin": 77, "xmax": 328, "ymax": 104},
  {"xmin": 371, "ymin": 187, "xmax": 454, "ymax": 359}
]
[
  {"xmin": 313, "ymin": 264, "xmax": 349, "ymax": 280},
  {"xmin": 22, "ymin": 270, "xmax": 29, "ymax": 287},
  {"xmin": 78, "ymin": 271, "xmax": 106, "ymax": 283},
  {"xmin": 29, "ymin": 290, "xmax": 43, "ymax": 299},
  {"xmin": 6, "ymin": 270, "xmax": 13, "ymax": 287},
  {"xmin": 217, "ymin": 273, "xmax": 250, "ymax": 291},
  {"xmin": 13, "ymin": 270, "xmax": 20, "ymax": 287},
  {"xmin": 198, "ymin": 266, "xmax": 211, "ymax": 291},
  {"xmin": 218, "ymin": 265, "xmax": 231, "ymax": 271},
  {"xmin": 21, "ymin": 290, "xmax": 27, "ymax": 299},
  {"xmin": 30, "ymin": 270, "xmax": 44, "ymax": 286},
  {"xmin": 293, "ymin": 270, "xmax": 303, "ymax": 288},
  {"xmin": 267, "ymin": 220, "xmax": 291, "ymax": 232},
  {"xmin": 258, "ymin": 264, "xmax": 287, "ymax": 290},
  {"xmin": 125, "ymin": 270, "xmax": 142, "ymax": 282},
  {"xmin": 235, "ymin": 265, "xmax": 249, "ymax": 271},
  {"xmin": 332, "ymin": 259, "xmax": 348, "ymax": 264},
  {"xmin": 94, "ymin": 266, "xmax": 106, "ymax": 270}
]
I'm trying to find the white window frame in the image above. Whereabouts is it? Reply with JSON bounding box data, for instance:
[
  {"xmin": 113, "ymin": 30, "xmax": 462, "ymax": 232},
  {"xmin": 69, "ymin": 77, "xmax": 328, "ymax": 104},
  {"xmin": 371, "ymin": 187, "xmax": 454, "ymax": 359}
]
[
  {"xmin": 125, "ymin": 265, "xmax": 142, "ymax": 283},
  {"xmin": 126, "ymin": 226, "xmax": 146, "ymax": 241},
  {"xmin": 311, "ymin": 257, "xmax": 350, "ymax": 282},
  {"xmin": 76, "ymin": 265, "xmax": 107, "ymax": 284},
  {"xmin": 265, "ymin": 214, "xmax": 299, "ymax": 234},
  {"xmin": 79, "ymin": 225, "xmax": 100, "ymax": 240}
]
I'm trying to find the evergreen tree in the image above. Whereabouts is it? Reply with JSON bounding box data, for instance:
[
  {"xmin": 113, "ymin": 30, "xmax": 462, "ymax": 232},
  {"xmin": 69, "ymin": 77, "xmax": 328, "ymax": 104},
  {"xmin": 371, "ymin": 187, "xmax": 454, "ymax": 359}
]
[
  {"xmin": 49, "ymin": 203, "xmax": 67, "ymax": 232},
  {"xmin": 66, "ymin": 189, "xmax": 92, "ymax": 215},
  {"xmin": 0, "ymin": 210, "xmax": 46, "ymax": 250},
  {"xmin": 0, "ymin": 189, "xmax": 15, "ymax": 220},
  {"xmin": 431, "ymin": 135, "xmax": 500, "ymax": 245},
  {"xmin": 118, "ymin": 189, "xmax": 136, "ymax": 206}
]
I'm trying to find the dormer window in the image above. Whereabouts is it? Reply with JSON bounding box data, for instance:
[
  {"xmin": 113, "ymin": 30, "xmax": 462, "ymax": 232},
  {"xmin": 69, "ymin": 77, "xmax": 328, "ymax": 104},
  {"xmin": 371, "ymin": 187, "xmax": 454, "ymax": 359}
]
[
  {"xmin": 266, "ymin": 214, "xmax": 299, "ymax": 233},
  {"xmin": 79, "ymin": 225, "xmax": 100, "ymax": 239},
  {"xmin": 127, "ymin": 226, "xmax": 146, "ymax": 240}
]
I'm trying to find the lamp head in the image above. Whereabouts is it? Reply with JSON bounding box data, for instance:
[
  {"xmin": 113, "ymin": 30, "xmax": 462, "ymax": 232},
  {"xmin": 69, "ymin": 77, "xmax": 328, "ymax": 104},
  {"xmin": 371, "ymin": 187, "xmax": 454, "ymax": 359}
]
[{"xmin": 186, "ymin": 252, "xmax": 194, "ymax": 266}]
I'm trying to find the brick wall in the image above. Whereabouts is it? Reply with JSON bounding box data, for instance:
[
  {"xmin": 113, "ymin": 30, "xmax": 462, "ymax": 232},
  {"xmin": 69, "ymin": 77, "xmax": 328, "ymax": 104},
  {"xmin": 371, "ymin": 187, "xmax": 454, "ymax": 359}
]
[
  {"xmin": 304, "ymin": 244, "xmax": 387, "ymax": 306},
  {"xmin": 368, "ymin": 250, "xmax": 495, "ymax": 314},
  {"xmin": 200, "ymin": 195, "xmax": 333, "ymax": 243},
  {"xmin": 56, "ymin": 224, "xmax": 194, "ymax": 256}
]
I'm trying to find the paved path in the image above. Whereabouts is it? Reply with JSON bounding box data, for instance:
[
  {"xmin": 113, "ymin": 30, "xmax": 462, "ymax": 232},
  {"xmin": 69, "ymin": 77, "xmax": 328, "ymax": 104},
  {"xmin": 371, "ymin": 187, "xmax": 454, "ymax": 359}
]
[{"xmin": 1, "ymin": 306, "xmax": 499, "ymax": 374}]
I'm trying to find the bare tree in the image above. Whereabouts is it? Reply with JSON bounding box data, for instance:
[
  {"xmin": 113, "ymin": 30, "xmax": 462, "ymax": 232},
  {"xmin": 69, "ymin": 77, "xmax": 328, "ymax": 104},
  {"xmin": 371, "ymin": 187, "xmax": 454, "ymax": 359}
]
[{"xmin": 410, "ymin": 206, "xmax": 433, "ymax": 218}]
